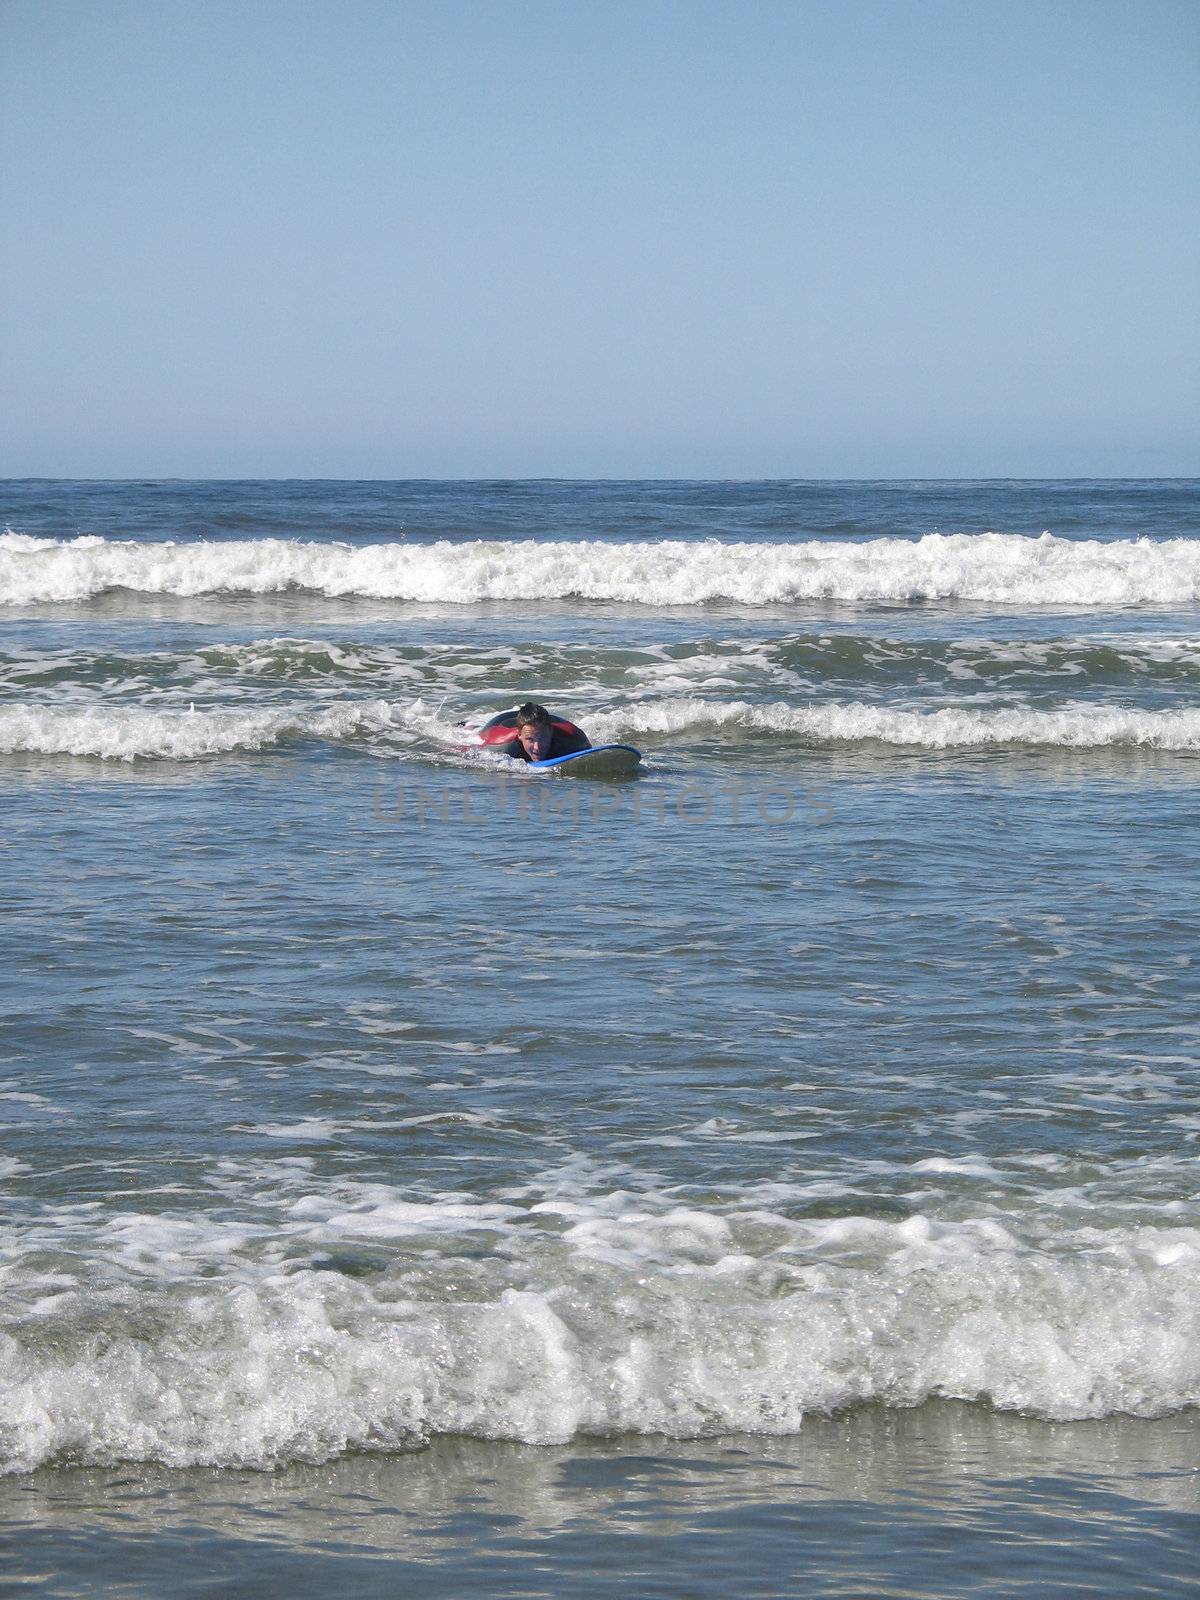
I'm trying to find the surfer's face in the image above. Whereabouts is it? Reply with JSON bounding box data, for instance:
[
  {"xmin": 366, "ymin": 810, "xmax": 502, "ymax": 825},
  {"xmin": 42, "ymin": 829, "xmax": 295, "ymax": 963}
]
[{"xmin": 517, "ymin": 721, "xmax": 552, "ymax": 759}]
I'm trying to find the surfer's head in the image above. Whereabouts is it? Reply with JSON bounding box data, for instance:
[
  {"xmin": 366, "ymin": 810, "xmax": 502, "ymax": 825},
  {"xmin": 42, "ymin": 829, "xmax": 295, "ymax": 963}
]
[{"xmin": 514, "ymin": 702, "xmax": 553, "ymax": 760}]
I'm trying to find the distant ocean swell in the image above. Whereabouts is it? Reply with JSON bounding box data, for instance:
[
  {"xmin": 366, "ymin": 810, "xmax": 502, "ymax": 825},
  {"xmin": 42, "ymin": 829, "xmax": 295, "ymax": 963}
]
[
  {"xmin": 2, "ymin": 1199, "xmax": 1197, "ymax": 1473},
  {"xmin": 3, "ymin": 531, "xmax": 1199, "ymax": 606}
]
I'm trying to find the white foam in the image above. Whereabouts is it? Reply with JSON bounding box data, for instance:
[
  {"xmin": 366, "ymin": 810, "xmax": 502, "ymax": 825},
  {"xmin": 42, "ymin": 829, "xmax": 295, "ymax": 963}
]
[
  {"xmin": 590, "ymin": 698, "xmax": 1200, "ymax": 750},
  {"xmin": 1, "ymin": 1186, "xmax": 1197, "ymax": 1472},
  {"xmin": 911, "ymin": 1156, "xmax": 1005, "ymax": 1179},
  {"xmin": 0, "ymin": 699, "xmax": 410, "ymax": 760},
  {"xmin": 245, "ymin": 1119, "xmax": 341, "ymax": 1142},
  {"xmin": 2, "ymin": 531, "xmax": 1198, "ymax": 607},
  {"xmin": 3, "ymin": 686, "xmax": 1197, "ymax": 762}
]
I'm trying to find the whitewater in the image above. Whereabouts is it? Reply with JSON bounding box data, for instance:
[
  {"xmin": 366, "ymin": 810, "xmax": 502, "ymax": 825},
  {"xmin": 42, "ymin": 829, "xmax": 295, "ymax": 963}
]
[
  {"xmin": 3, "ymin": 1182, "xmax": 1198, "ymax": 1474},
  {"xmin": 4, "ymin": 528, "xmax": 1200, "ymax": 607},
  {"xmin": 3, "ymin": 698, "xmax": 1199, "ymax": 761}
]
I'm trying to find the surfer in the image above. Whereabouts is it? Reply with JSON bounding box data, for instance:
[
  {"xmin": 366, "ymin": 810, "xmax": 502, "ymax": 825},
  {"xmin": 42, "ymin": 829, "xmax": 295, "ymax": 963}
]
[{"xmin": 479, "ymin": 702, "xmax": 592, "ymax": 763}]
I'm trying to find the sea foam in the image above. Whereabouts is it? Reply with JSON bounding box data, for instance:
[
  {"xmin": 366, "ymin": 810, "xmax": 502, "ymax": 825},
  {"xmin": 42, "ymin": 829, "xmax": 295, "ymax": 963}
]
[
  {"xmin": 590, "ymin": 699, "xmax": 1200, "ymax": 750},
  {"xmin": 0, "ymin": 701, "xmax": 400, "ymax": 760},
  {"xmin": 3, "ymin": 531, "xmax": 1198, "ymax": 607},
  {"xmin": 4, "ymin": 696, "xmax": 1199, "ymax": 760},
  {"xmin": 1, "ymin": 1192, "xmax": 1197, "ymax": 1472}
]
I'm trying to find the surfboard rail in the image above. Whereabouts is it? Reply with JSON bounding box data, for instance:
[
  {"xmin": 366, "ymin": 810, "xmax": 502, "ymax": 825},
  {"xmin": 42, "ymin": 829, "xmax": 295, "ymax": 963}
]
[{"xmin": 527, "ymin": 743, "xmax": 642, "ymax": 777}]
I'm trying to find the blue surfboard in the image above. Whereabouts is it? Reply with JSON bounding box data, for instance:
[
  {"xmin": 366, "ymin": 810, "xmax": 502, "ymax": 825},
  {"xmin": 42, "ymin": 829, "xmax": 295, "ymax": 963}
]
[{"xmin": 527, "ymin": 743, "xmax": 642, "ymax": 778}]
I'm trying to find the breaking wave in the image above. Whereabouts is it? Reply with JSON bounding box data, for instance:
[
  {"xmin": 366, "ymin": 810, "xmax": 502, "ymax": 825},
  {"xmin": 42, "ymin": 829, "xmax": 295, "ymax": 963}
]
[
  {"xmin": 3, "ymin": 531, "xmax": 1199, "ymax": 607},
  {"xmin": 3, "ymin": 697, "xmax": 1199, "ymax": 760},
  {"xmin": 0, "ymin": 701, "xmax": 404, "ymax": 761},
  {"xmin": 595, "ymin": 699, "xmax": 1200, "ymax": 750},
  {"xmin": 1, "ymin": 1186, "xmax": 1197, "ymax": 1472}
]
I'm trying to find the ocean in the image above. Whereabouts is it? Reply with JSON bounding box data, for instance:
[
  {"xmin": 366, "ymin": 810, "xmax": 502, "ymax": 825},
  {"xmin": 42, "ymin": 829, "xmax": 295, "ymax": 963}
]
[{"xmin": 1, "ymin": 479, "xmax": 1197, "ymax": 1597}]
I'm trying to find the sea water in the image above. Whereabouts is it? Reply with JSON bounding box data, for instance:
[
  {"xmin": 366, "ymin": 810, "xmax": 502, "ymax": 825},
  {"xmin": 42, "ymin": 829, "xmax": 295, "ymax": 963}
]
[{"xmin": 0, "ymin": 480, "xmax": 1197, "ymax": 1596}]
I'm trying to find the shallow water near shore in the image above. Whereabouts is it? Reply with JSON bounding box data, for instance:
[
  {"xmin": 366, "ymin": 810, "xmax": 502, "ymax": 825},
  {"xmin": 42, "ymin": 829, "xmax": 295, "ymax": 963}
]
[
  {"xmin": 1, "ymin": 480, "xmax": 1197, "ymax": 1595},
  {"xmin": 3, "ymin": 1409, "xmax": 1198, "ymax": 1598}
]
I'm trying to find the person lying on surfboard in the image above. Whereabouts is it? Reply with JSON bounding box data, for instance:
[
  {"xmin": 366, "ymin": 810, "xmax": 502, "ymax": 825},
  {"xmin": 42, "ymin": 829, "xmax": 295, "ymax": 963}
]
[{"xmin": 478, "ymin": 702, "xmax": 592, "ymax": 763}]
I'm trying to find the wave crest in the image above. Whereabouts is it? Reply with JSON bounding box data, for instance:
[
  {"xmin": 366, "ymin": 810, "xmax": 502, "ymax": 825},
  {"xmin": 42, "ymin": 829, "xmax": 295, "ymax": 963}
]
[
  {"xmin": 592, "ymin": 699, "xmax": 1200, "ymax": 750},
  {"xmin": 3, "ymin": 531, "xmax": 1198, "ymax": 607},
  {"xmin": 2, "ymin": 1200, "xmax": 1196, "ymax": 1472},
  {"xmin": 4, "ymin": 696, "xmax": 1199, "ymax": 760},
  {"xmin": 0, "ymin": 701, "xmax": 399, "ymax": 760}
]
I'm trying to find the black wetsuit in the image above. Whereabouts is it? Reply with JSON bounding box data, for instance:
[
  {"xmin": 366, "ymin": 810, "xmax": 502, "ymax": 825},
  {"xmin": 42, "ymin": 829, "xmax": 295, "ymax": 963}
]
[{"xmin": 501, "ymin": 726, "xmax": 592, "ymax": 762}]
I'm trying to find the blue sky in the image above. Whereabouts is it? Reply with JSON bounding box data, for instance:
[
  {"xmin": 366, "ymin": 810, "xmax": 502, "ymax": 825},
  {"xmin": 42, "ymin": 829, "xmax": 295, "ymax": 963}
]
[{"xmin": 2, "ymin": 0, "xmax": 1196, "ymax": 477}]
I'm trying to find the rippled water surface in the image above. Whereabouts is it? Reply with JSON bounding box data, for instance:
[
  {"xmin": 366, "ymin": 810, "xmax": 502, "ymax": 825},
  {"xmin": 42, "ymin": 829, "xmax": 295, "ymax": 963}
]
[{"xmin": 1, "ymin": 480, "xmax": 1197, "ymax": 1596}]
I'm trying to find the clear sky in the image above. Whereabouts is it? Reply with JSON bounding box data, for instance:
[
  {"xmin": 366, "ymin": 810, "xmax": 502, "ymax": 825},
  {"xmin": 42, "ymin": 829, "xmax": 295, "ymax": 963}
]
[{"xmin": 2, "ymin": 0, "xmax": 1197, "ymax": 478}]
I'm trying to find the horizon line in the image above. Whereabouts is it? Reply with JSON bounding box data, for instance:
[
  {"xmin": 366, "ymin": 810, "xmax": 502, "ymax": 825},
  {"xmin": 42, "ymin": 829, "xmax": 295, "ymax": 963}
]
[{"xmin": 4, "ymin": 475, "xmax": 1198, "ymax": 486}]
